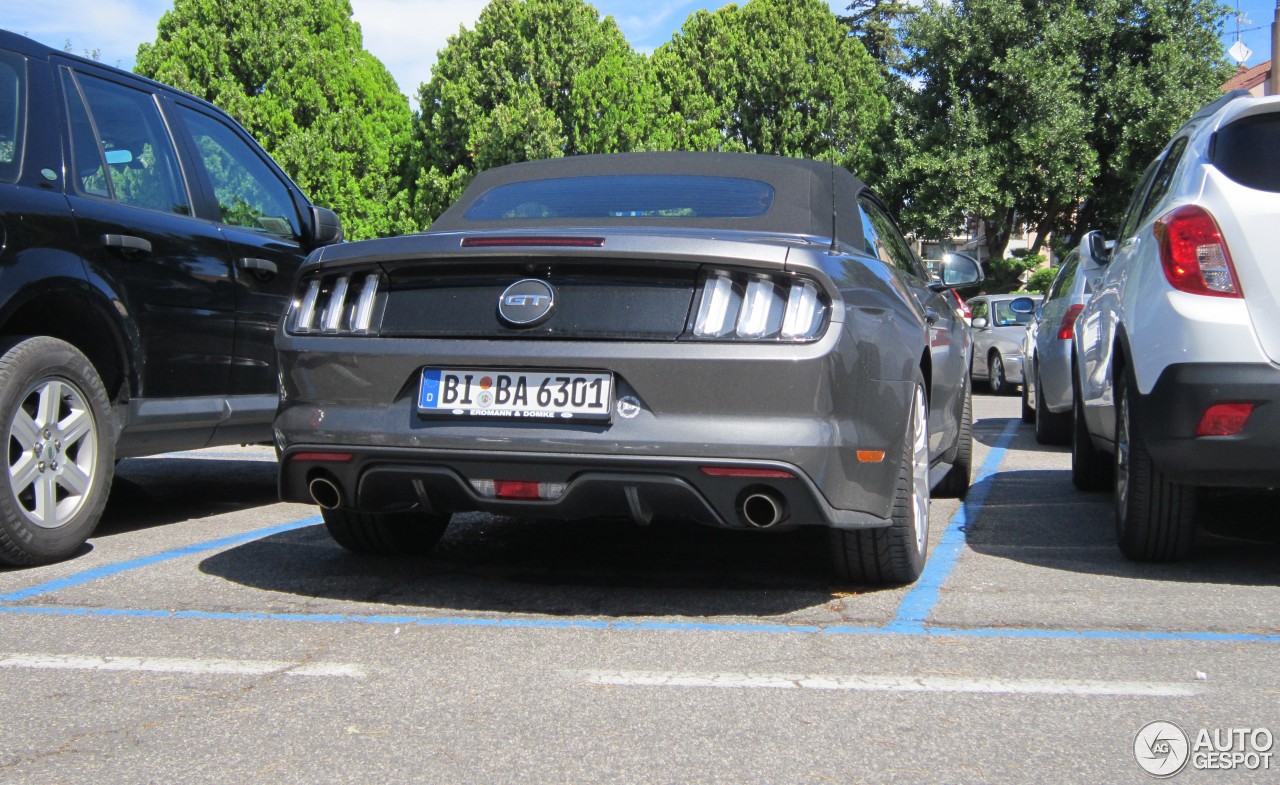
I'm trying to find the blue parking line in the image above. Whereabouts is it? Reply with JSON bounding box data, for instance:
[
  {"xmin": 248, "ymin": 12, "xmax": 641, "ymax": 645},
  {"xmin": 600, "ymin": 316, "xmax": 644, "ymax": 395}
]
[
  {"xmin": 886, "ymin": 419, "xmax": 1021, "ymax": 633},
  {"xmin": 1, "ymin": 603, "xmax": 1277, "ymax": 644},
  {"xmin": 0, "ymin": 516, "xmax": 321, "ymax": 604}
]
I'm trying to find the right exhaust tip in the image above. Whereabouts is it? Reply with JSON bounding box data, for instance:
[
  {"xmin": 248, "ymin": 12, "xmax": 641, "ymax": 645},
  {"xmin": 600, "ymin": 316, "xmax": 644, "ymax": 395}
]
[
  {"xmin": 740, "ymin": 491, "xmax": 787, "ymax": 529},
  {"xmin": 309, "ymin": 476, "xmax": 344, "ymax": 510}
]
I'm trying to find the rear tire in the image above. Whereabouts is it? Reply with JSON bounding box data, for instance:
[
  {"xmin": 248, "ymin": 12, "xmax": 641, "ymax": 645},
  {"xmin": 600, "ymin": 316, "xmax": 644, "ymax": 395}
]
[
  {"xmin": 934, "ymin": 382, "xmax": 972, "ymax": 500},
  {"xmin": 1071, "ymin": 371, "xmax": 1112, "ymax": 491},
  {"xmin": 322, "ymin": 508, "xmax": 451, "ymax": 555},
  {"xmin": 830, "ymin": 380, "xmax": 930, "ymax": 585},
  {"xmin": 1114, "ymin": 376, "xmax": 1196, "ymax": 561},
  {"xmin": 0, "ymin": 337, "xmax": 115, "ymax": 566},
  {"xmin": 1034, "ymin": 368, "xmax": 1071, "ymax": 445}
]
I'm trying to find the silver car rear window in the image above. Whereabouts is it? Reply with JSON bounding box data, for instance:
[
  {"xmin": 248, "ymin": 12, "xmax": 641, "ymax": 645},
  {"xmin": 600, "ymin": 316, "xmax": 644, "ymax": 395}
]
[
  {"xmin": 463, "ymin": 175, "xmax": 776, "ymax": 220},
  {"xmin": 1213, "ymin": 113, "xmax": 1280, "ymax": 193}
]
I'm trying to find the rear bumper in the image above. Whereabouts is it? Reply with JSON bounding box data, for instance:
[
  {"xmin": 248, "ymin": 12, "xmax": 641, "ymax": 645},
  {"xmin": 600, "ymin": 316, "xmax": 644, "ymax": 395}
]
[
  {"xmin": 278, "ymin": 446, "xmax": 892, "ymax": 530},
  {"xmin": 1137, "ymin": 362, "xmax": 1280, "ymax": 487}
]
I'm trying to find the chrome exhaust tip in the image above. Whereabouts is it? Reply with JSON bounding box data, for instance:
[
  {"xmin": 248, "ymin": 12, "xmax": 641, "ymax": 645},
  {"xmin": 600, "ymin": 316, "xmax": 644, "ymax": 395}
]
[
  {"xmin": 309, "ymin": 476, "xmax": 343, "ymax": 510},
  {"xmin": 740, "ymin": 491, "xmax": 787, "ymax": 529}
]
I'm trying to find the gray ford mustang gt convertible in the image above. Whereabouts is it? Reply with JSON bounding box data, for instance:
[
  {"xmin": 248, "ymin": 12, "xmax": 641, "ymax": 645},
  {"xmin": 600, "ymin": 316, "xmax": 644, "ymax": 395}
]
[{"xmin": 273, "ymin": 152, "xmax": 982, "ymax": 585}]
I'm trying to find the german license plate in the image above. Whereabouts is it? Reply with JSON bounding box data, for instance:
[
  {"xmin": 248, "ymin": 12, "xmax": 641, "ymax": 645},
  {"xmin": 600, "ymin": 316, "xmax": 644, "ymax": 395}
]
[{"xmin": 418, "ymin": 369, "xmax": 613, "ymax": 422}]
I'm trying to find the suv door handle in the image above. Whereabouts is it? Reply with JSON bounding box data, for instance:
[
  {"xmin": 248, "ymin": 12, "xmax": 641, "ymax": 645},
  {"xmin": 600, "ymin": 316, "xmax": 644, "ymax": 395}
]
[
  {"xmin": 236, "ymin": 257, "xmax": 278, "ymax": 279},
  {"xmin": 101, "ymin": 233, "xmax": 152, "ymax": 257}
]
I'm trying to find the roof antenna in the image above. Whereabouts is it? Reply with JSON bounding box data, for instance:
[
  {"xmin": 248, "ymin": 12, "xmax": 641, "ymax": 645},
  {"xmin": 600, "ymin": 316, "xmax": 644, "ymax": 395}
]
[{"xmin": 828, "ymin": 159, "xmax": 839, "ymax": 254}]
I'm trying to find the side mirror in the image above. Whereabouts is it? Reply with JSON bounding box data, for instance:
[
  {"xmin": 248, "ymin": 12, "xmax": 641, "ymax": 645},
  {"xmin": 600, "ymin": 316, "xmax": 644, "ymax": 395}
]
[
  {"xmin": 935, "ymin": 252, "xmax": 984, "ymax": 289},
  {"xmin": 1085, "ymin": 230, "xmax": 1112, "ymax": 265},
  {"xmin": 1008, "ymin": 296, "xmax": 1037, "ymax": 314},
  {"xmin": 309, "ymin": 205, "xmax": 344, "ymax": 248},
  {"xmin": 971, "ymin": 316, "xmax": 989, "ymax": 329}
]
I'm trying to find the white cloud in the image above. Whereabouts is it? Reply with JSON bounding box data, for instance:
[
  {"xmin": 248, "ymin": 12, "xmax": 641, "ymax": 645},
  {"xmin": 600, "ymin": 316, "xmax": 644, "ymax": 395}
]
[{"xmin": 350, "ymin": 0, "xmax": 489, "ymax": 98}]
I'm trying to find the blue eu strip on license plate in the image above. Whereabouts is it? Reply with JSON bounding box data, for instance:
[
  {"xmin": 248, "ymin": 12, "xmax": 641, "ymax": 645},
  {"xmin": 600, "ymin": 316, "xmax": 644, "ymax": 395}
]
[{"xmin": 418, "ymin": 369, "xmax": 612, "ymax": 422}]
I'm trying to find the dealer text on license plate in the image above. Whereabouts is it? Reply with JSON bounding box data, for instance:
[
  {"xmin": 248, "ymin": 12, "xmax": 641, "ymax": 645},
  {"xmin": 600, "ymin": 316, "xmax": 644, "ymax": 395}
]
[{"xmin": 418, "ymin": 369, "xmax": 613, "ymax": 421}]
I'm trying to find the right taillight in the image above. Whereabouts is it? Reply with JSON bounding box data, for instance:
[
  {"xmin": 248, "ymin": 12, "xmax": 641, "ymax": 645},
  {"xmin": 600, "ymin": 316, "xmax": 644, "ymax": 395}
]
[
  {"xmin": 687, "ymin": 271, "xmax": 829, "ymax": 341},
  {"xmin": 1057, "ymin": 304, "xmax": 1084, "ymax": 340},
  {"xmin": 1152, "ymin": 205, "xmax": 1242, "ymax": 298}
]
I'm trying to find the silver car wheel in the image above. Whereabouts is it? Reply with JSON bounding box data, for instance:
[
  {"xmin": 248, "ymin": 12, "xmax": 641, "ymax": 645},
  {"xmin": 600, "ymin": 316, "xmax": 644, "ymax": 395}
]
[
  {"xmin": 7, "ymin": 377, "xmax": 99, "ymax": 530},
  {"xmin": 909, "ymin": 383, "xmax": 930, "ymax": 554}
]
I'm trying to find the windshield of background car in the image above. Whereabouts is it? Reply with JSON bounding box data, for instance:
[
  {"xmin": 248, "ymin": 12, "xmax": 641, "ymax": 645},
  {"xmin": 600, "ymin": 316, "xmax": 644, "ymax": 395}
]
[
  {"xmin": 1212, "ymin": 112, "xmax": 1280, "ymax": 193},
  {"xmin": 0, "ymin": 49, "xmax": 25, "ymax": 183},
  {"xmin": 993, "ymin": 300, "xmax": 1034, "ymax": 327},
  {"xmin": 462, "ymin": 175, "xmax": 775, "ymax": 220}
]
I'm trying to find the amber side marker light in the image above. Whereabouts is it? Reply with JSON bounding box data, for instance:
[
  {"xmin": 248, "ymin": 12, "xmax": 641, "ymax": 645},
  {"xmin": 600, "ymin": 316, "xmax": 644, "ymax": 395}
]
[
  {"xmin": 856, "ymin": 451, "xmax": 886, "ymax": 463},
  {"xmin": 461, "ymin": 236, "xmax": 605, "ymax": 248},
  {"xmin": 1195, "ymin": 403, "xmax": 1255, "ymax": 437}
]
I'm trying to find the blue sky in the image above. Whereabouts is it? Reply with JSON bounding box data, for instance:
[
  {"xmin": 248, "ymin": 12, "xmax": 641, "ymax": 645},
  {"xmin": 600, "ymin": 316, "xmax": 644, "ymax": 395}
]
[{"xmin": 6, "ymin": 0, "xmax": 1277, "ymax": 104}]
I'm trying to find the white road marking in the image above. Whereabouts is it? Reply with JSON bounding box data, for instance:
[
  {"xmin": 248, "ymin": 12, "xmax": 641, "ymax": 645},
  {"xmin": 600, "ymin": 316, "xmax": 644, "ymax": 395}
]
[
  {"xmin": 579, "ymin": 670, "xmax": 1197, "ymax": 697},
  {"xmin": 0, "ymin": 653, "xmax": 364, "ymax": 678}
]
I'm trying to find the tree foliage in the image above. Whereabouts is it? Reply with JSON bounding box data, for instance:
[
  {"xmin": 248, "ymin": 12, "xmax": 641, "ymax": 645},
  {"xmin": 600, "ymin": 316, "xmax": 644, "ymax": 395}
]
[
  {"xmin": 890, "ymin": 0, "xmax": 1231, "ymax": 258},
  {"xmin": 412, "ymin": 0, "xmax": 664, "ymax": 223},
  {"xmin": 651, "ymin": 0, "xmax": 889, "ymax": 175},
  {"xmin": 135, "ymin": 0, "xmax": 416, "ymax": 240}
]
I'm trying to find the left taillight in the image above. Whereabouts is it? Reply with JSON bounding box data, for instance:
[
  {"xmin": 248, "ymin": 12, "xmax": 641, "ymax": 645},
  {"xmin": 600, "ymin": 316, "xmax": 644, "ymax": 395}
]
[
  {"xmin": 289, "ymin": 271, "xmax": 384, "ymax": 335},
  {"xmin": 687, "ymin": 271, "xmax": 829, "ymax": 341},
  {"xmin": 1152, "ymin": 205, "xmax": 1242, "ymax": 298}
]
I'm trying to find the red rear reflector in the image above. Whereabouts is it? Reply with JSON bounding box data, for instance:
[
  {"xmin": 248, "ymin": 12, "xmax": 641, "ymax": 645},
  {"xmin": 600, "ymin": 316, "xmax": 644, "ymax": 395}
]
[
  {"xmin": 291, "ymin": 452, "xmax": 354, "ymax": 463},
  {"xmin": 700, "ymin": 467, "xmax": 795, "ymax": 479},
  {"xmin": 461, "ymin": 236, "xmax": 605, "ymax": 248},
  {"xmin": 493, "ymin": 480, "xmax": 543, "ymax": 499},
  {"xmin": 1195, "ymin": 403, "xmax": 1255, "ymax": 436},
  {"xmin": 1153, "ymin": 205, "xmax": 1241, "ymax": 298},
  {"xmin": 1057, "ymin": 304, "xmax": 1084, "ymax": 340}
]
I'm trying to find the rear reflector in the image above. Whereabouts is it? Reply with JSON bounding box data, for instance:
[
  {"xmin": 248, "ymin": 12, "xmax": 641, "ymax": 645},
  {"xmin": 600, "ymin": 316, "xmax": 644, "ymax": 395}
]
[
  {"xmin": 461, "ymin": 236, "xmax": 605, "ymax": 248},
  {"xmin": 1195, "ymin": 402, "xmax": 1255, "ymax": 436},
  {"xmin": 700, "ymin": 467, "xmax": 795, "ymax": 479},
  {"xmin": 291, "ymin": 452, "xmax": 354, "ymax": 463},
  {"xmin": 1057, "ymin": 304, "xmax": 1085, "ymax": 340}
]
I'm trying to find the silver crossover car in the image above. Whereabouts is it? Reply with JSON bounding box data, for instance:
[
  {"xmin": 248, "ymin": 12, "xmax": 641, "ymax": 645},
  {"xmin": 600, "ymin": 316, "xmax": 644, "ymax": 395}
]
[
  {"xmin": 273, "ymin": 153, "xmax": 983, "ymax": 585},
  {"xmin": 967, "ymin": 293, "xmax": 1041, "ymax": 395}
]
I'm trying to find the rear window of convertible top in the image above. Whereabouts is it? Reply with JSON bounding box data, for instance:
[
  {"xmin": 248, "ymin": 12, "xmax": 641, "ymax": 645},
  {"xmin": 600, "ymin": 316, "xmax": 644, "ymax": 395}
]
[{"xmin": 463, "ymin": 175, "xmax": 776, "ymax": 220}]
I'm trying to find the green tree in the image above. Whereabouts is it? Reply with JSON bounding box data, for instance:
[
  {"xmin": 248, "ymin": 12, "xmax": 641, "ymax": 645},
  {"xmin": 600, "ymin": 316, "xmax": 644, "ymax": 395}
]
[
  {"xmin": 413, "ymin": 0, "xmax": 665, "ymax": 224},
  {"xmin": 651, "ymin": 0, "xmax": 889, "ymax": 176},
  {"xmin": 1025, "ymin": 265, "xmax": 1058, "ymax": 294},
  {"xmin": 839, "ymin": 0, "xmax": 915, "ymax": 74},
  {"xmin": 135, "ymin": 0, "xmax": 416, "ymax": 240},
  {"xmin": 891, "ymin": 0, "xmax": 1230, "ymax": 258}
]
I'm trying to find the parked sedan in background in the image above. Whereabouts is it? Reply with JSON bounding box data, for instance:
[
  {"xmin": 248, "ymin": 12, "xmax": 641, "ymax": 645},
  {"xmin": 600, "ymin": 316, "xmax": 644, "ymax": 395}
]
[
  {"xmin": 1021, "ymin": 233, "xmax": 1108, "ymax": 443},
  {"xmin": 1073, "ymin": 90, "xmax": 1280, "ymax": 561},
  {"xmin": 968, "ymin": 293, "xmax": 1041, "ymax": 395},
  {"xmin": 274, "ymin": 152, "xmax": 983, "ymax": 585}
]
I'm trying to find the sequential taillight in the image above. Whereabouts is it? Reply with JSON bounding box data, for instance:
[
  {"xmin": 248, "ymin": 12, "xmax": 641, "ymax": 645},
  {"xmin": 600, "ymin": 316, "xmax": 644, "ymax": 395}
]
[
  {"xmin": 689, "ymin": 271, "xmax": 828, "ymax": 341},
  {"xmin": 1057, "ymin": 304, "xmax": 1085, "ymax": 340},
  {"xmin": 1195, "ymin": 403, "xmax": 1255, "ymax": 436},
  {"xmin": 291, "ymin": 272, "xmax": 384, "ymax": 334},
  {"xmin": 1153, "ymin": 206, "xmax": 1242, "ymax": 298}
]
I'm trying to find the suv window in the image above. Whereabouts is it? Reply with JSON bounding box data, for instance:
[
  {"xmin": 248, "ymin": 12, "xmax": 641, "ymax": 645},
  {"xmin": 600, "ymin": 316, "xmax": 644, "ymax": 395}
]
[
  {"xmin": 1139, "ymin": 137, "xmax": 1188, "ymax": 219},
  {"xmin": 1115, "ymin": 158, "xmax": 1161, "ymax": 242},
  {"xmin": 62, "ymin": 70, "xmax": 191, "ymax": 215},
  {"xmin": 1212, "ymin": 112, "xmax": 1280, "ymax": 193},
  {"xmin": 1047, "ymin": 251, "xmax": 1079, "ymax": 302},
  {"xmin": 0, "ymin": 49, "xmax": 24, "ymax": 183},
  {"xmin": 176, "ymin": 105, "xmax": 300, "ymax": 239},
  {"xmin": 858, "ymin": 197, "xmax": 922, "ymax": 278}
]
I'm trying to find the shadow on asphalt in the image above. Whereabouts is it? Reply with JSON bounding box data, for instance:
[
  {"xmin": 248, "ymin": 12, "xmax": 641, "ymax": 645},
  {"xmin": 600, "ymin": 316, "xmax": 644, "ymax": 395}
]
[
  {"xmin": 197, "ymin": 514, "xmax": 854, "ymax": 618},
  {"xmin": 94, "ymin": 457, "xmax": 281, "ymax": 538},
  {"xmin": 965, "ymin": 467, "xmax": 1280, "ymax": 585}
]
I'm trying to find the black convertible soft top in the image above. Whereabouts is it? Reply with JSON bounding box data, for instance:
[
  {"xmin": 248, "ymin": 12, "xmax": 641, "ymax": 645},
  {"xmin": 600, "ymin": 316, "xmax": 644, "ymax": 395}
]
[{"xmin": 429, "ymin": 152, "xmax": 867, "ymax": 244}]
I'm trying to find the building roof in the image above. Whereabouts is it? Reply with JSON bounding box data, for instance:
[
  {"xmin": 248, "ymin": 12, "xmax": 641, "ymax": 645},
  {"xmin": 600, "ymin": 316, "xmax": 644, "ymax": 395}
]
[{"xmin": 1222, "ymin": 61, "xmax": 1273, "ymax": 93}]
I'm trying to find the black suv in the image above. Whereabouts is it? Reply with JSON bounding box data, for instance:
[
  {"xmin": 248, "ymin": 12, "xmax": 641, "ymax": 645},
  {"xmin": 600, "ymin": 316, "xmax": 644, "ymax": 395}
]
[{"xmin": 0, "ymin": 31, "xmax": 343, "ymax": 566}]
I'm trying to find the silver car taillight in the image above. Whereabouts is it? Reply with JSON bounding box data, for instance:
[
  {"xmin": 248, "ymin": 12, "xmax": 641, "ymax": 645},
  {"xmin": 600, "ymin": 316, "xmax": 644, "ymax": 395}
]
[
  {"xmin": 689, "ymin": 271, "xmax": 828, "ymax": 341},
  {"xmin": 291, "ymin": 272, "xmax": 384, "ymax": 335}
]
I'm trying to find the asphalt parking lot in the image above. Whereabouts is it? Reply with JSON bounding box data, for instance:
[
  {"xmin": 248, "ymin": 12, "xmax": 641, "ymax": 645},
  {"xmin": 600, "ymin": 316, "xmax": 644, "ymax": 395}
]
[{"xmin": 1, "ymin": 393, "xmax": 1276, "ymax": 784}]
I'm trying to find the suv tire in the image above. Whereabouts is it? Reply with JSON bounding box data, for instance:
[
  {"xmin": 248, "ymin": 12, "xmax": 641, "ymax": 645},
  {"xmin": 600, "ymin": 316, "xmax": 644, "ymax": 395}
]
[
  {"xmin": 1114, "ymin": 377, "xmax": 1196, "ymax": 561},
  {"xmin": 1071, "ymin": 370, "xmax": 1112, "ymax": 491},
  {"xmin": 0, "ymin": 337, "xmax": 115, "ymax": 566}
]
